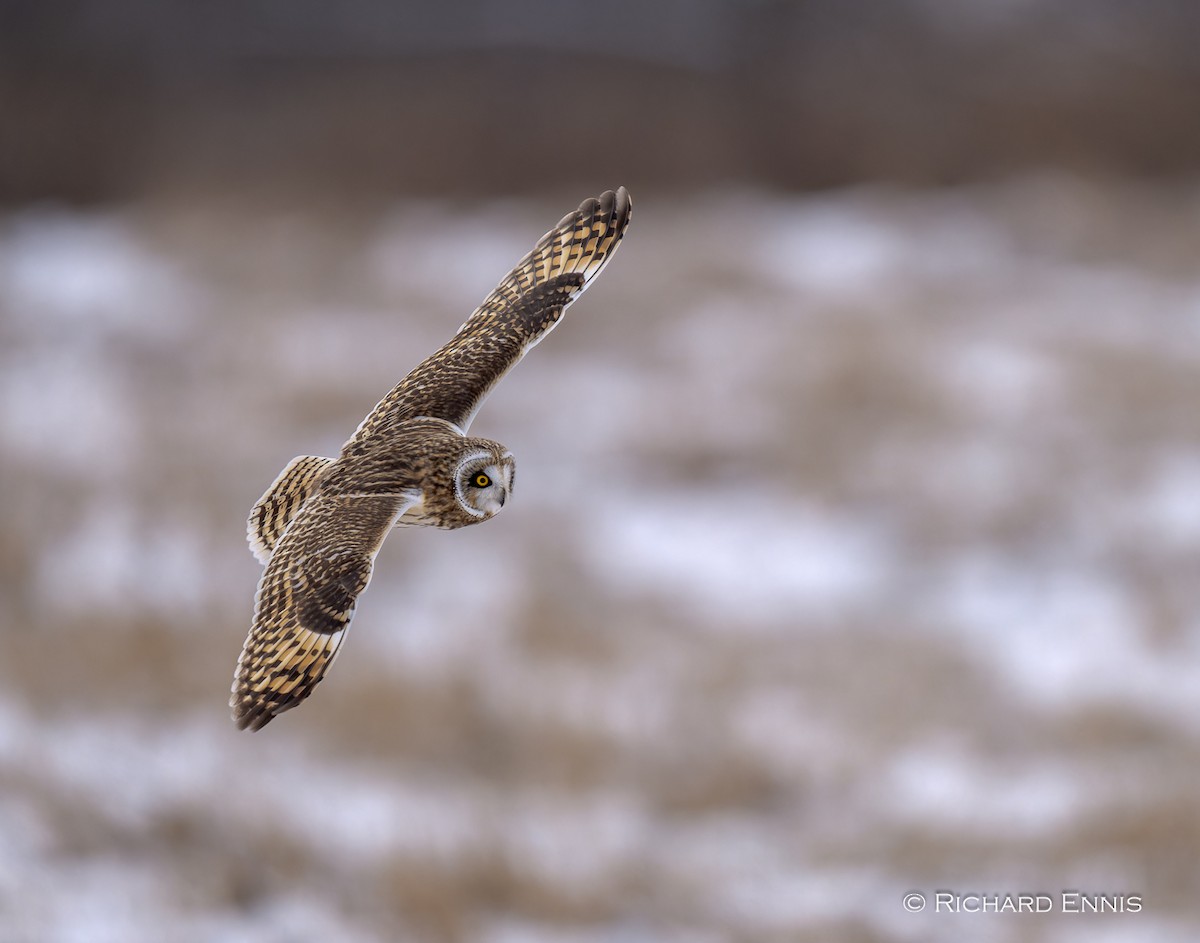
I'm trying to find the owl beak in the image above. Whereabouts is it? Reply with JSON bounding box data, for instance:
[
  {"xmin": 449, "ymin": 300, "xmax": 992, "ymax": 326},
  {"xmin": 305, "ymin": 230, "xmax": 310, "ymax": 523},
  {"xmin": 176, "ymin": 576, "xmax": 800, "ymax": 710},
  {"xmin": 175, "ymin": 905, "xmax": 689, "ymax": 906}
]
[{"xmin": 480, "ymin": 493, "xmax": 506, "ymax": 516}]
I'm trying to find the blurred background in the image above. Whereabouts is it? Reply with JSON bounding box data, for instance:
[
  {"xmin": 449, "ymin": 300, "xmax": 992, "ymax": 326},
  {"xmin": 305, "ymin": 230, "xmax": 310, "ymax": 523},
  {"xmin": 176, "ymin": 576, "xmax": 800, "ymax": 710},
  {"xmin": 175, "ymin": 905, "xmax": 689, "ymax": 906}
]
[{"xmin": 3, "ymin": 2, "xmax": 1200, "ymax": 941}]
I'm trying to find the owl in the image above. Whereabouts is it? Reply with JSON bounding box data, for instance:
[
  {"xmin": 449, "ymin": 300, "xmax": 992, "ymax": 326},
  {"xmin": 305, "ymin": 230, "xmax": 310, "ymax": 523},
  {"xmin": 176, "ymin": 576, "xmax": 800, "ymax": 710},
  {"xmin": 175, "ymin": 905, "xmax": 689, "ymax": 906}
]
[{"xmin": 231, "ymin": 188, "xmax": 632, "ymax": 730}]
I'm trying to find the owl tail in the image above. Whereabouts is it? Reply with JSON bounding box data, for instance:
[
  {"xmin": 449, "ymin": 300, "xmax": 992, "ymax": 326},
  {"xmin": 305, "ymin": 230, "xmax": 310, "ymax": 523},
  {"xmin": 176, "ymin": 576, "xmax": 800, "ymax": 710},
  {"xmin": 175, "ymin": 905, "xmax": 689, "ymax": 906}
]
[{"xmin": 246, "ymin": 455, "xmax": 334, "ymax": 564}]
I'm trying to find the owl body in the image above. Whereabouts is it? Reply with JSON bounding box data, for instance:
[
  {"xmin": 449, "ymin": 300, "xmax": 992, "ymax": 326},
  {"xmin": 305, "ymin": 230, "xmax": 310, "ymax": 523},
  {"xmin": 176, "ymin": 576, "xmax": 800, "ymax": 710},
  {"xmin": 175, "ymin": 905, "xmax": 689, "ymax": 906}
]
[
  {"xmin": 354, "ymin": 420, "xmax": 515, "ymax": 531},
  {"xmin": 232, "ymin": 187, "xmax": 631, "ymax": 730},
  {"xmin": 325, "ymin": 417, "xmax": 514, "ymax": 530}
]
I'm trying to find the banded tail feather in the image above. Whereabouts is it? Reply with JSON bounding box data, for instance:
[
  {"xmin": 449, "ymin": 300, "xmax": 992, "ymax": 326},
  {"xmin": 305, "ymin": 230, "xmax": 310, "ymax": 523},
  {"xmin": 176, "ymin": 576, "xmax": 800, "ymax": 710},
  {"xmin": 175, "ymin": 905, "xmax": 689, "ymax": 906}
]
[{"xmin": 247, "ymin": 455, "xmax": 334, "ymax": 564}]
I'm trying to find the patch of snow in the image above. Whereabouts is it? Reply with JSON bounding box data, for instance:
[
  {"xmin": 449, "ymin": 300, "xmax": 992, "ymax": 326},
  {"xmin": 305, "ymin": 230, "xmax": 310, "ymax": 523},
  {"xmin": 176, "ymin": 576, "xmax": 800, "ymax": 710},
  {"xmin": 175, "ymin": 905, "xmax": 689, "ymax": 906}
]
[
  {"xmin": 0, "ymin": 347, "xmax": 139, "ymax": 477},
  {"xmin": 365, "ymin": 524, "xmax": 525, "ymax": 671},
  {"xmin": 34, "ymin": 504, "xmax": 212, "ymax": 620},
  {"xmin": 934, "ymin": 555, "xmax": 1200, "ymax": 726},
  {"xmin": 583, "ymin": 491, "xmax": 896, "ymax": 627},
  {"xmin": 481, "ymin": 920, "xmax": 724, "ymax": 943},
  {"xmin": 755, "ymin": 190, "xmax": 1015, "ymax": 299},
  {"xmin": 1123, "ymin": 450, "xmax": 1200, "ymax": 548},
  {"xmin": 0, "ymin": 209, "xmax": 196, "ymax": 339},
  {"xmin": 877, "ymin": 742, "xmax": 1092, "ymax": 836},
  {"xmin": 937, "ymin": 338, "xmax": 1064, "ymax": 423},
  {"xmin": 732, "ymin": 687, "xmax": 856, "ymax": 777},
  {"xmin": 714, "ymin": 865, "xmax": 891, "ymax": 934},
  {"xmin": 367, "ymin": 201, "xmax": 535, "ymax": 310}
]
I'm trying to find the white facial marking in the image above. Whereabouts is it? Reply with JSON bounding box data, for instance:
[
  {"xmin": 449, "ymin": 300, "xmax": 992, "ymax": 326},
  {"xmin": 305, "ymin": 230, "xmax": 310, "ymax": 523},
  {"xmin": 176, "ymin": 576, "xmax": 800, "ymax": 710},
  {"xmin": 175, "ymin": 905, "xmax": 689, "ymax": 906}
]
[{"xmin": 455, "ymin": 452, "xmax": 513, "ymax": 520}]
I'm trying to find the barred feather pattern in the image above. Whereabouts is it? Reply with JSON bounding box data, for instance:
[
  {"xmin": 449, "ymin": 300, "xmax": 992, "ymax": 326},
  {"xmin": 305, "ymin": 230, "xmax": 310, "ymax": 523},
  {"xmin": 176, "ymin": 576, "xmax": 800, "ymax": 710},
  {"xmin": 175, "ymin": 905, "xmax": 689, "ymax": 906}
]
[
  {"xmin": 352, "ymin": 186, "xmax": 632, "ymax": 440},
  {"xmin": 232, "ymin": 422, "xmax": 512, "ymax": 730},
  {"xmin": 232, "ymin": 491, "xmax": 415, "ymax": 730},
  {"xmin": 231, "ymin": 189, "xmax": 632, "ymax": 730},
  {"xmin": 247, "ymin": 455, "xmax": 334, "ymax": 564}
]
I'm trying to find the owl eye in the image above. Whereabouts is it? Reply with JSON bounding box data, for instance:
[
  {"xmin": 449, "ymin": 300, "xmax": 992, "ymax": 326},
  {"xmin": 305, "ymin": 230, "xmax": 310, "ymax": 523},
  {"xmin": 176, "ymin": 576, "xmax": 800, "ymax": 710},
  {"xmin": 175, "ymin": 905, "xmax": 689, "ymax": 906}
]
[{"xmin": 473, "ymin": 473, "xmax": 492, "ymax": 488}]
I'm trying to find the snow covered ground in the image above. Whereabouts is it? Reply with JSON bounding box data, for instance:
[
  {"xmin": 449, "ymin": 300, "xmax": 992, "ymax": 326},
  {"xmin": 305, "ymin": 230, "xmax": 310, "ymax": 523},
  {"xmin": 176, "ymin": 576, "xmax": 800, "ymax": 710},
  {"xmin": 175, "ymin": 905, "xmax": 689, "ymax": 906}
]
[{"xmin": 2, "ymin": 178, "xmax": 1199, "ymax": 941}]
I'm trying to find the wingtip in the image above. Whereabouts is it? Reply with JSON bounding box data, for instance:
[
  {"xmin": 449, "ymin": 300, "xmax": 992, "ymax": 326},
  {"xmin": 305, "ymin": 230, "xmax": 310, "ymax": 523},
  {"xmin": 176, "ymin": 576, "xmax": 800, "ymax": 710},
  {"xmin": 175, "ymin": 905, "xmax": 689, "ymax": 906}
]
[
  {"xmin": 231, "ymin": 696, "xmax": 276, "ymax": 732},
  {"xmin": 230, "ymin": 653, "xmax": 277, "ymax": 732},
  {"xmin": 562, "ymin": 188, "xmax": 629, "ymax": 233},
  {"xmin": 609, "ymin": 186, "xmax": 632, "ymax": 232},
  {"xmin": 230, "ymin": 686, "xmax": 266, "ymax": 731},
  {"xmin": 592, "ymin": 186, "xmax": 632, "ymax": 221}
]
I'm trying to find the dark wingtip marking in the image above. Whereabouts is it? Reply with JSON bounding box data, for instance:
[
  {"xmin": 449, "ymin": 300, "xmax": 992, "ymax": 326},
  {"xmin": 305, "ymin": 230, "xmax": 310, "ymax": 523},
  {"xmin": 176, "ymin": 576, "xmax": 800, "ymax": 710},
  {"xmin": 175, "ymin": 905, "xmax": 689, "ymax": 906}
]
[
  {"xmin": 605, "ymin": 186, "xmax": 632, "ymax": 235},
  {"xmin": 571, "ymin": 187, "xmax": 632, "ymax": 238},
  {"xmin": 233, "ymin": 704, "xmax": 270, "ymax": 732}
]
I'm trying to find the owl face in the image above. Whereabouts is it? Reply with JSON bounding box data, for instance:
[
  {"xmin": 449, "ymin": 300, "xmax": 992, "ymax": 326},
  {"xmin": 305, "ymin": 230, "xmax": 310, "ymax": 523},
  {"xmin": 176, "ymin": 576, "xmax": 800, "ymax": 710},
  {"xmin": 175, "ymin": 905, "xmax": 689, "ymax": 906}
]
[{"xmin": 454, "ymin": 448, "xmax": 515, "ymax": 520}]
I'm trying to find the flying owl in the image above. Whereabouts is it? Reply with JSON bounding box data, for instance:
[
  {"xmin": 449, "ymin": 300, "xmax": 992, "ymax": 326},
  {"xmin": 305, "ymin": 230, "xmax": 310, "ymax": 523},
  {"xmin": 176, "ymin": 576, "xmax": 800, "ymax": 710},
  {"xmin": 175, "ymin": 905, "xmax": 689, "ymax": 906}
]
[{"xmin": 231, "ymin": 187, "xmax": 632, "ymax": 730}]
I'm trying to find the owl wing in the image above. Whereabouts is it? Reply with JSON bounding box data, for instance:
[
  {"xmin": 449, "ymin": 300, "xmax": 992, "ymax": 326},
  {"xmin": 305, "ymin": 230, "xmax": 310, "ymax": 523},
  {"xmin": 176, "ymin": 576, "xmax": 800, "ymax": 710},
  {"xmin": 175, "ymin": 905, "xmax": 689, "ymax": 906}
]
[
  {"xmin": 352, "ymin": 186, "xmax": 632, "ymax": 441},
  {"xmin": 231, "ymin": 489, "xmax": 419, "ymax": 731},
  {"xmin": 246, "ymin": 454, "xmax": 335, "ymax": 565}
]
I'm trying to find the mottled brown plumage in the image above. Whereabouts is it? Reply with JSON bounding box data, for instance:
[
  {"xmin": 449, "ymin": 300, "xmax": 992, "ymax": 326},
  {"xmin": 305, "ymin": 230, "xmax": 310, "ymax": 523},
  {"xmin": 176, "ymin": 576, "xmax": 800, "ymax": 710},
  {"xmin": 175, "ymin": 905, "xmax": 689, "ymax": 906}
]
[
  {"xmin": 353, "ymin": 185, "xmax": 632, "ymax": 439},
  {"xmin": 232, "ymin": 188, "xmax": 632, "ymax": 730}
]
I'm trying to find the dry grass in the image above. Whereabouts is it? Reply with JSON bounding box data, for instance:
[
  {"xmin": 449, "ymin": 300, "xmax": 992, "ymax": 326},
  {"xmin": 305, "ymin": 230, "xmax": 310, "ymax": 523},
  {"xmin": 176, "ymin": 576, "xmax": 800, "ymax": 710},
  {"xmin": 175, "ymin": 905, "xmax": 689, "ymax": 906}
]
[{"xmin": 3, "ymin": 179, "xmax": 1200, "ymax": 941}]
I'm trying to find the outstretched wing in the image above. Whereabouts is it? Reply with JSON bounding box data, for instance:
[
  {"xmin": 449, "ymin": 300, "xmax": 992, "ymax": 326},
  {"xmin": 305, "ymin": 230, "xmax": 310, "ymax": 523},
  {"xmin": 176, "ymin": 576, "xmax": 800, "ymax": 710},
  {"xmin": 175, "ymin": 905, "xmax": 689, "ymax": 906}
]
[
  {"xmin": 353, "ymin": 186, "xmax": 632, "ymax": 441},
  {"xmin": 231, "ymin": 490, "xmax": 418, "ymax": 730}
]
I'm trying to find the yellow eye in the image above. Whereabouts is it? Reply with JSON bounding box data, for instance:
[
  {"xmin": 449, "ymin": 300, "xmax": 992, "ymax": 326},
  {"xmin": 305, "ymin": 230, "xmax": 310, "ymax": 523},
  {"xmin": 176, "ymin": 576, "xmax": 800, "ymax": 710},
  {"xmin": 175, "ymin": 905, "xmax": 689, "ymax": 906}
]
[{"xmin": 473, "ymin": 473, "xmax": 491, "ymax": 488}]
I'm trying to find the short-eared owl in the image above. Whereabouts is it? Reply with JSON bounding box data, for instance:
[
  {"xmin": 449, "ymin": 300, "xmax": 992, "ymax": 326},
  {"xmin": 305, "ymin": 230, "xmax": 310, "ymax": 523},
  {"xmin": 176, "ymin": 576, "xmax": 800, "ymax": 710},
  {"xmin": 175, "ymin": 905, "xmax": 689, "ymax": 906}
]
[{"xmin": 231, "ymin": 188, "xmax": 632, "ymax": 730}]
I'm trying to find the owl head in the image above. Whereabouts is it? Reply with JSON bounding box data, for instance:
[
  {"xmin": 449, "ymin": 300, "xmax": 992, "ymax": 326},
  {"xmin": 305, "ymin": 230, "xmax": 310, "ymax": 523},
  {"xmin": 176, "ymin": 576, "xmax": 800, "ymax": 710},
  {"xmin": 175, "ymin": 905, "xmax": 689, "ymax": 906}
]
[{"xmin": 453, "ymin": 444, "xmax": 515, "ymax": 521}]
